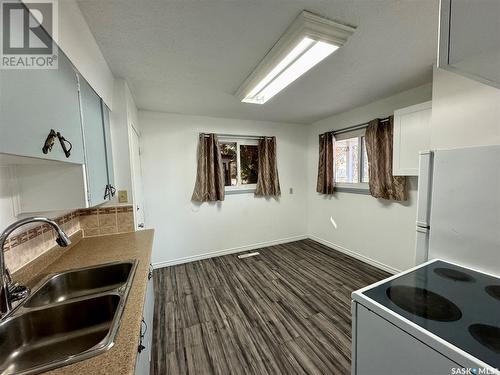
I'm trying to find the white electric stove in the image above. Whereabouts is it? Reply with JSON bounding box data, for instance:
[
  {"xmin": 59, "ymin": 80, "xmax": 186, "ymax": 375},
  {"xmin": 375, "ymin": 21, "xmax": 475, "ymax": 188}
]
[
  {"xmin": 352, "ymin": 259, "xmax": 500, "ymax": 375},
  {"xmin": 351, "ymin": 146, "xmax": 500, "ymax": 375}
]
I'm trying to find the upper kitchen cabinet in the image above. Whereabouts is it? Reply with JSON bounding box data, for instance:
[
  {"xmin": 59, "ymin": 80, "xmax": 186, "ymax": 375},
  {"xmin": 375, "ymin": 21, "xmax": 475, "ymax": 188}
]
[
  {"xmin": 79, "ymin": 77, "xmax": 113, "ymax": 207},
  {"xmin": 12, "ymin": 94, "xmax": 115, "ymax": 215},
  {"xmin": 12, "ymin": 77, "xmax": 115, "ymax": 214},
  {"xmin": 438, "ymin": 0, "xmax": 500, "ymax": 89},
  {"xmin": 101, "ymin": 101, "xmax": 115, "ymax": 191},
  {"xmin": 393, "ymin": 101, "xmax": 432, "ymax": 176},
  {"xmin": 0, "ymin": 47, "xmax": 84, "ymax": 163}
]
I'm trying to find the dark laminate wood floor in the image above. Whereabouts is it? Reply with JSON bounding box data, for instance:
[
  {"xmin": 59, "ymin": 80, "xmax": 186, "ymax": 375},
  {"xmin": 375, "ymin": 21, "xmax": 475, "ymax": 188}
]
[{"xmin": 151, "ymin": 239, "xmax": 389, "ymax": 375}]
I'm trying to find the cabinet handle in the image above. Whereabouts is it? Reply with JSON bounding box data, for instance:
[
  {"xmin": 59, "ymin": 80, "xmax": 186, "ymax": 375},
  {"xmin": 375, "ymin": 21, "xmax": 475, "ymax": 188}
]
[
  {"xmin": 56, "ymin": 132, "xmax": 72, "ymax": 158},
  {"xmin": 42, "ymin": 129, "xmax": 57, "ymax": 154},
  {"xmin": 138, "ymin": 318, "xmax": 147, "ymax": 353},
  {"xmin": 104, "ymin": 184, "xmax": 116, "ymax": 200}
]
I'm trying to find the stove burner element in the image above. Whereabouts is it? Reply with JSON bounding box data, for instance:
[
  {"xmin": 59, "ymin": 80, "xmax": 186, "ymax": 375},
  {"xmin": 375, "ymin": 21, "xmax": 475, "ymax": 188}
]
[
  {"xmin": 434, "ymin": 267, "xmax": 475, "ymax": 282},
  {"xmin": 469, "ymin": 324, "xmax": 500, "ymax": 354},
  {"xmin": 386, "ymin": 286, "xmax": 462, "ymax": 322},
  {"xmin": 485, "ymin": 285, "xmax": 500, "ymax": 302}
]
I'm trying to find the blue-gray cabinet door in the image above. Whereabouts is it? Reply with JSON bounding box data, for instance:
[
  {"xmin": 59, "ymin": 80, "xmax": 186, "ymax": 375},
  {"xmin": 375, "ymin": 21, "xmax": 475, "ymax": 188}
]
[
  {"xmin": 79, "ymin": 77, "xmax": 108, "ymax": 206},
  {"xmin": 0, "ymin": 47, "xmax": 84, "ymax": 163},
  {"xmin": 101, "ymin": 100, "xmax": 115, "ymax": 193}
]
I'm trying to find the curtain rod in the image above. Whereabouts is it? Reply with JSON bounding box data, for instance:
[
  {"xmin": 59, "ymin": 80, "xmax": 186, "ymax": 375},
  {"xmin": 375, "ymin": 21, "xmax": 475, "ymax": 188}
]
[
  {"xmin": 332, "ymin": 117, "xmax": 390, "ymax": 136},
  {"xmin": 201, "ymin": 133, "xmax": 267, "ymax": 140}
]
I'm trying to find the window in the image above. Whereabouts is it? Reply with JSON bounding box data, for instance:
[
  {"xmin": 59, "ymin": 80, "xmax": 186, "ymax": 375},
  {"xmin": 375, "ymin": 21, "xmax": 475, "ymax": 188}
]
[
  {"xmin": 334, "ymin": 129, "xmax": 369, "ymax": 191},
  {"xmin": 219, "ymin": 137, "xmax": 259, "ymax": 192}
]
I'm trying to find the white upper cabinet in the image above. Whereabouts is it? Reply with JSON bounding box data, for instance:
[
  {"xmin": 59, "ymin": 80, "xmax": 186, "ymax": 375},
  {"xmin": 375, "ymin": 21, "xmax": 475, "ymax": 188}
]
[
  {"xmin": 79, "ymin": 77, "xmax": 112, "ymax": 207},
  {"xmin": 12, "ymin": 78, "xmax": 115, "ymax": 214},
  {"xmin": 101, "ymin": 101, "xmax": 115, "ymax": 191},
  {"xmin": 0, "ymin": 47, "xmax": 84, "ymax": 163},
  {"xmin": 392, "ymin": 101, "xmax": 432, "ymax": 176},
  {"xmin": 438, "ymin": 0, "xmax": 500, "ymax": 89},
  {"xmin": 0, "ymin": 5, "xmax": 115, "ymax": 212}
]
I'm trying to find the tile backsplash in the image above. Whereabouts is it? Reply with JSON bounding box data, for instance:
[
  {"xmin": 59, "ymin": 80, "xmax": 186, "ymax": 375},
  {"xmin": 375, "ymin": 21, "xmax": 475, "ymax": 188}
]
[
  {"xmin": 4, "ymin": 205, "xmax": 134, "ymax": 272},
  {"xmin": 79, "ymin": 206, "xmax": 134, "ymax": 237}
]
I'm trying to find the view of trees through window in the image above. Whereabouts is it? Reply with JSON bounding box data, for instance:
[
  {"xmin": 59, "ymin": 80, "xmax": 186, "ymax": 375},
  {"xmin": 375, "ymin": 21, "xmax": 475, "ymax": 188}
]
[
  {"xmin": 362, "ymin": 139, "xmax": 369, "ymax": 183},
  {"xmin": 240, "ymin": 145, "xmax": 258, "ymax": 184},
  {"xmin": 334, "ymin": 136, "xmax": 369, "ymax": 184},
  {"xmin": 220, "ymin": 142, "xmax": 237, "ymax": 186},
  {"xmin": 219, "ymin": 141, "xmax": 259, "ymax": 187},
  {"xmin": 335, "ymin": 138, "xmax": 359, "ymax": 183}
]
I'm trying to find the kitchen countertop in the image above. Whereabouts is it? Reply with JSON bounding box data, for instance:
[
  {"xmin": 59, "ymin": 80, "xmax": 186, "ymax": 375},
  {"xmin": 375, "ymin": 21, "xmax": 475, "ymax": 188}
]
[{"xmin": 15, "ymin": 229, "xmax": 155, "ymax": 375}]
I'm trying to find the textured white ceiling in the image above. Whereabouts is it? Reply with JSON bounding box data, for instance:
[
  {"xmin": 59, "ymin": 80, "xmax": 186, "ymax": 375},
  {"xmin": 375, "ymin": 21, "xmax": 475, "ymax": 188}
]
[{"xmin": 77, "ymin": 0, "xmax": 438, "ymax": 124}]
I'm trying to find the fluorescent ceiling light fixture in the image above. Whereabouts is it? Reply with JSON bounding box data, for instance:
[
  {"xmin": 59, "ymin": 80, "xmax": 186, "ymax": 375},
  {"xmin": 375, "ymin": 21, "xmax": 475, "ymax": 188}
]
[
  {"xmin": 236, "ymin": 11, "xmax": 355, "ymax": 104},
  {"xmin": 244, "ymin": 38, "xmax": 338, "ymax": 104}
]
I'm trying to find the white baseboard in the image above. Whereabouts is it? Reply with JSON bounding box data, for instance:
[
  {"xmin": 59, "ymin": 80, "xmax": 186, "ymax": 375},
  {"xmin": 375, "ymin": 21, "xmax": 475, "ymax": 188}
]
[
  {"xmin": 152, "ymin": 233, "xmax": 402, "ymax": 275},
  {"xmin": 308, "ymin": 235, "xmax": 401, "ymax": 274},
  {"xmin": 152, "ymin": 234, "xmax": 308, "ymax": 269}
]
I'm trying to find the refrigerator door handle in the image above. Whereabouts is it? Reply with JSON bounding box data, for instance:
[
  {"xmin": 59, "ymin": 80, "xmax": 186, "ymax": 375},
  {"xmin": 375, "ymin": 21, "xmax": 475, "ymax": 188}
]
[
  {"xmin": 415, "ymin": 226, "xmax": 430, "ymax": 264},
  {"xmin": 414, "ymin": 150, "xmax": 434, "ymax": 265},
  {"xmin": 416, "ymin": 151, "xmax": 434, "ymax": 227},
  {"xmin": 416, "ymin": 221, "xmax": 430, "ymax": 229}
]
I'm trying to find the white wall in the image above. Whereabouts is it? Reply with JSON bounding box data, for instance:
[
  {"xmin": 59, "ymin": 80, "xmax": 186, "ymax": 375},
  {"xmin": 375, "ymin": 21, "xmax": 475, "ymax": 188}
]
[
  {"xmin": 0, "ymin": 167, "xmax": 16, "ymax": 230},
  {"xmin": 0, "ymin": 166, "xmax": 70, "ymax": 229},
  {"xmin": 431, "ymin": 67, "xmax": 500, "ymax": 149},
  {"xmin": 139, "ymin": 111, "xmax": 308, "ymax": 267},
  {"xmin": 306, "ymin": 83, "xmax": 432, "ymax": 273}
]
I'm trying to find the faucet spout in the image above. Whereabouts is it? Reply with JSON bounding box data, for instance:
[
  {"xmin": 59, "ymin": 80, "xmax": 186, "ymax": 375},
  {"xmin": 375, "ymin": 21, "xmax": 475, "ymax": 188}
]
[
  {"xmin": 55, "ymin": 229, "xmax": 71, "ymax": 247},
  {"xmin": 0, "ymin": 217, "xmax": 71, "ymax": 318}
]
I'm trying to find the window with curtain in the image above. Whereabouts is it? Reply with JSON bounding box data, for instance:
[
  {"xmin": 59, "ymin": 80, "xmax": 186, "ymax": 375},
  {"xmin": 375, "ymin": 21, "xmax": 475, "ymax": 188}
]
[
  {"xmin": 333, "ymin": 128, "xmax": 369, "ymax": 192},
  {"xmin": 317, "ymin": 117, "xmax": 406, "ymax": 200},
  {"xmin": 192, "ymin": 134, "xmax": 280, "ymax": 200},
  {"xmin": 219, "ymin": 137, "xmax": 259, "ymax": 192}
]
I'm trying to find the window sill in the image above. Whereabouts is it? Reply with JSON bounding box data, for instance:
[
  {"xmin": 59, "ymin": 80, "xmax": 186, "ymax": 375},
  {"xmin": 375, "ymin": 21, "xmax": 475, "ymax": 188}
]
[
  {"xmin": 225, "ymin": 188, "xmax": 256, "ymax": 195},
  {"xmin": 334, "ymin": 185, "xmax": 370, "ymax": 195}
]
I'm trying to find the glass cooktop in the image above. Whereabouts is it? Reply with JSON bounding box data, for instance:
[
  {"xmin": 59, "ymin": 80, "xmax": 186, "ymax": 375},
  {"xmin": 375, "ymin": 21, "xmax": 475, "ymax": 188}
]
[{"xmin": 363, "ymin": 260, "xmax": 500, "ymax": 369}]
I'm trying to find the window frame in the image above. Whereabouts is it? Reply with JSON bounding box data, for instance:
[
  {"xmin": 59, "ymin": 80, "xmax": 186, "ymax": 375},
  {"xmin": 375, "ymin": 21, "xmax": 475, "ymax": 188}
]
[
  {"xmin": 218, "ymin": 136, "xmax": 259, "ymax": 194},
  {"xmin": 333, "ymin": 129, "xmax": 370, "ymax": 194}
]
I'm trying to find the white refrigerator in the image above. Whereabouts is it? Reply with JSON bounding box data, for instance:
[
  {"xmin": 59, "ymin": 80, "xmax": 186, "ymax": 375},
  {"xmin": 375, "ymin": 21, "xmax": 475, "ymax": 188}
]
[{"xmin": 414, "ymin": 145, "xmax": 500, "ymax": 276}]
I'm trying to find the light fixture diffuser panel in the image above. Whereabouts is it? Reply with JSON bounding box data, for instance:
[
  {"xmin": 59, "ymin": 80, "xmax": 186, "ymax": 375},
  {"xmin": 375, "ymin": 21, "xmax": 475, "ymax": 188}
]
[{"xmin": 236, "ymin": 11, "xmax": 356, "ymax": 104}]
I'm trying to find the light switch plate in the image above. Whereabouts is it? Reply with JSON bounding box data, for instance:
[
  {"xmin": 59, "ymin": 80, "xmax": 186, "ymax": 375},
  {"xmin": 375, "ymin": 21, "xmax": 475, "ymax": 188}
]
[{"xmin": 118, "ymin": 190, "xmax": 128, "ymax": 203}]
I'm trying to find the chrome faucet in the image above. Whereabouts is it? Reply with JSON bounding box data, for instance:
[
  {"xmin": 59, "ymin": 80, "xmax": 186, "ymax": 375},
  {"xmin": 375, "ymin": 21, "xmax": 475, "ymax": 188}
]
[{"xmin": 0, "ymin": 217, "xmax": 71, "ymax": 318}]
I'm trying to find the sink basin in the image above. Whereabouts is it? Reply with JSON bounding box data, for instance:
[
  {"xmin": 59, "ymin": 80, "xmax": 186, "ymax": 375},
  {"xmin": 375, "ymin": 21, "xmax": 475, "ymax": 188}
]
[
  {"xmin": 0, "ymin": 259, "xmax": 137, "ymax": 374},
  {"xmin": 25, "ymin": 261, "xmax": 134, "ymax": 308},
  {"xmin": 0, "ymin": 294, "xmax": 120, "ymax": 375}
]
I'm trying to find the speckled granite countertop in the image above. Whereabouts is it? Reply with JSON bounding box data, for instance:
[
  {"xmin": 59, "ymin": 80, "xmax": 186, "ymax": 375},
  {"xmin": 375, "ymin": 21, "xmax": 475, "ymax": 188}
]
[{"xmin": 14, "ymin": 229, "xmax": 155, "ymax": 375}]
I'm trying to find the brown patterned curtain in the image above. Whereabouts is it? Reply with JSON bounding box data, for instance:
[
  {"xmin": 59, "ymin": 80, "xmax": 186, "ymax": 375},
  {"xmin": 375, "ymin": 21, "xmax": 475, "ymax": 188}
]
[
  {"xmin": 316, "ymin": 132, "xmax": 335, "ymax": 194},
  {"xmin": 192, "ymin": 133, "xmax": 225, "ymax": 202},
  {"xmin": 365, "ymin": 116, "xmax": 407, "ymax": 201},
  {"xmin": 255, "ymin": 137, "xmax": 281, "ymax": 197}
]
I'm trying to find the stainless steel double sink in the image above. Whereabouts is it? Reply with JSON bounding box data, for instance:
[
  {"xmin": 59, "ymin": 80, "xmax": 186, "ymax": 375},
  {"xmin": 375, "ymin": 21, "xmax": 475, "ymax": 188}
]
[{"xmin": 0, "ymin": 260, "xmax": 138, "ymax": 375}]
